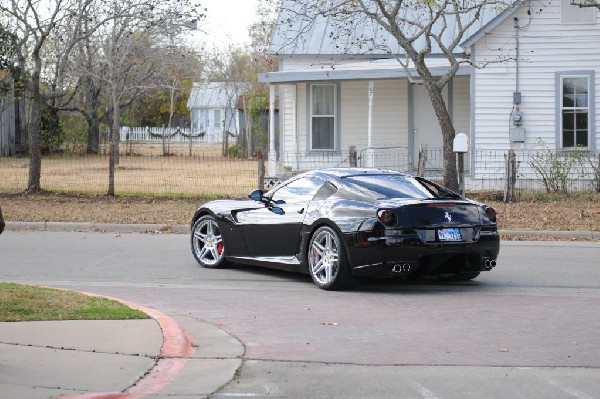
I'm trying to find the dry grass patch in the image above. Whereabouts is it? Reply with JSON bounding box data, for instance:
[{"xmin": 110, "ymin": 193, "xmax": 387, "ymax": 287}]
[
  {"xmin": 471, "ymin": 191, "xmax": 600, "ymax": 232},
  {"xmin": 1, "ymin": 191, "xmax": 598, "ymax": 233},
  {"xmin": 0, "ymin": 193, "xmax": 201, "ymax": 224},
  {"xmin": 0, "ymin": 143, "xmax": 258, "ymax": 197}
]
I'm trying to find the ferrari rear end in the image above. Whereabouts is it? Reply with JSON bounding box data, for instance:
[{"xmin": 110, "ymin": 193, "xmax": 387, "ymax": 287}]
[{"xmin": 348, "ymin": 199, "xmax": 500, "ymax": 279}]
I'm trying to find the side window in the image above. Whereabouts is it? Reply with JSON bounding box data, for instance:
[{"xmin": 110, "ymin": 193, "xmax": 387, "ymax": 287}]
[
  {"xmin": 310, "ymin": 84, "xmax": 336, "ymax": 150},
  {"xmin": 214, "ymin": 109, "xmax": 222, "ymax": 129},
  {"xmin": 313, "ymin": 181, "xmax": 338, "ymax": 201},
  {"xmin": 559, "ymin": 74, "xmax": 591, "ymax": 149},
  {"xmin": 193, "ymin": 109, "xmax": 206, "ymax": 131},
  {"xmin": 270, "ymin": 177, "xmax": 325, "ymax": 204}
]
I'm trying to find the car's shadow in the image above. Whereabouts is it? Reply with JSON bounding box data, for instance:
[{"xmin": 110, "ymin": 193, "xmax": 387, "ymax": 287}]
[{"xmin": 223, "ymin": 263, "xmax": 488, "ymax": 293}]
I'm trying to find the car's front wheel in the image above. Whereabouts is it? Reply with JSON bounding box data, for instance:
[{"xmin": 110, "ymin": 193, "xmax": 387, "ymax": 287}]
[
  {"xmin": 191, "ymin": 215, "xmax": 229, "ymax": 268},
  {"xmin": 307, "ymin": 226, "xmax": 357, "ymax": 290}
]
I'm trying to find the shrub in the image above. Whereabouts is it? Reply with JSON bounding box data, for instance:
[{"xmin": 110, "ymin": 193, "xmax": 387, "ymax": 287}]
[{"xmin": 528, "ymin": 141, "xmax": 586, "ymax": 194}]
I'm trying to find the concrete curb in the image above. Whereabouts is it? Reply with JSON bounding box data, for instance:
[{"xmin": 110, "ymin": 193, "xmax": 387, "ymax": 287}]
[
  {"xmin": 499, "ymin": 229, "xmax": 598, "ymax": 240},
  {"xmin": 60, "ymin": 293, "xmax": 195, "ymax": 399},
  {"xmin": 5, "ymin": 221, "xmax": 598, "ymax": 240},
  {"xmin": 5, "ymin": 221, "xmax": 189, "ymax": 234}
]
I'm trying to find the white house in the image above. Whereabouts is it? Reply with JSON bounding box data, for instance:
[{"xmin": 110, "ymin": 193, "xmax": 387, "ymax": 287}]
[
  {"xmin": 259, "ymin": 0, "xmax": 599, "ymax": 189},
  {"xmin": 464, "ymin": 0, "xmax": 599, "ymax": 184},
  {"xmin": 187, "ymin": 82, "xmax": 244, "ymax": 143}
]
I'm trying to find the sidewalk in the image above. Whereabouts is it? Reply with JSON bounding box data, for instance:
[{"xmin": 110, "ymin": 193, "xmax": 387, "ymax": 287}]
[{"xmin": 0, "ymin": 299, "xmax": 244, "ymax": 399}]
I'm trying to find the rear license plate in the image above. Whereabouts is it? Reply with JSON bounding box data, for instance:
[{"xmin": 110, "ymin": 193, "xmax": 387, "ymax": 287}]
[{"xmin": 438, "ymin": 228, "xmax": 462, "ymax": 242}]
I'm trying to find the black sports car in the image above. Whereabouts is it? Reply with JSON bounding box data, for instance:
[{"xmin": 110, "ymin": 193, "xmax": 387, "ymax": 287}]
[{"xmin": 190, "ymin": 168, "xmax": 499, "ymax": 290}]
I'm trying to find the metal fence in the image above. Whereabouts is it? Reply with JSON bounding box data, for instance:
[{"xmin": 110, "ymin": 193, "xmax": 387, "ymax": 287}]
[
  {"xmin": 272, "ymin": 147, "xmax": 599, "ymax": 193},
  {"xmin": 0, "ymin": 145, "xmax": 257, "ymax": 198},
  {"xmin": 1, "ymin": 144, "xmax": 598, "ymax": 197}
]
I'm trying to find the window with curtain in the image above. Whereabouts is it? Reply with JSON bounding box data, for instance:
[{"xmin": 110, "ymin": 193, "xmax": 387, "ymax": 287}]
[
  {"xmin": 561, "ymin": 76, "xmax": 589, "ymax": 148},
  {"xmin": 311, "ymin": 84, "xmax": 336, "ymax": 150}
]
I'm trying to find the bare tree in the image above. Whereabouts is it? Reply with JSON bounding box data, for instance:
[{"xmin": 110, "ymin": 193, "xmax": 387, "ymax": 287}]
[
  {"xmin": 270, "ymin": 0, "xmax": 511, "ymax": 191},
  {"xmin": 206, "ymin": 0, "xmax": 279, "ymax": 158},
  {"xmin": 156, "ymin": 42, "xmax": 205, "ymax": 156},
  {"xmin": 2, "ymin": 0, "xmax": 202, "ymax": 193},
  {"xmin": 570, "ymin": 0, "xmax": 600, "ymax": 9},
  {"xmin": 101, "ymin": 2, "xmax": 204, "ymax": 195},
  {"xmin": 0, "ymin": 0, "xmax": 100, "ymax": 191}
]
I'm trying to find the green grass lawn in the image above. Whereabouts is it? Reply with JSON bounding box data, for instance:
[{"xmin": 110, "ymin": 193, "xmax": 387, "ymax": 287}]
[{"xmin": 0, "ymin": 282, "xmax": 148, "ymax": 322}]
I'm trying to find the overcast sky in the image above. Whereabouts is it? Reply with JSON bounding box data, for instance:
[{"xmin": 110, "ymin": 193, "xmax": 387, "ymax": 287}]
[{"xmin": 197, "ymin": 0, "xmax": 260, "ymax": 48}]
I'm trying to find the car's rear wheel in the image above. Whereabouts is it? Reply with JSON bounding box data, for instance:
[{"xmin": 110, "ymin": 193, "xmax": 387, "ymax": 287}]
[
  {"xmin": 191, "ymin": 215, "xmax": 229, "ymax": 268},
  {"xmin": 307, "ymin": 226, "xmax": 357, "ymax": 290}
]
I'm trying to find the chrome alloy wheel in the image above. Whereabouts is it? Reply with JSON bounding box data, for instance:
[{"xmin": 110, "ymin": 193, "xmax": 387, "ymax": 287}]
[
  {"xmin": 192, "ymin": 217, "xmax": 225, "ymax": 266},
  {"xmin": 308, "ymin": 228, "xmax": 340, "ymax": 285}
]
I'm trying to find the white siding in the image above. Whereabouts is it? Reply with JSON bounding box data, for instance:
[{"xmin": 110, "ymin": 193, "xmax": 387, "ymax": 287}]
[
  {"xmin": 279, "ymin": 79, "xmax": 410, "ymax": 172},
  {"xmin": 453, "ymin": 76, "xmax": 471, "ymax": 136},
  {"xmin": 281, "ymin": 85, "xmax": 296, "ymax": 156},
  {"xmin": 472, "ymin": 2, "xmax": 600, "ymax": 150},
  {"xmin": 471, "ymin": 1, "xmax": 600, "ymax": 180}
]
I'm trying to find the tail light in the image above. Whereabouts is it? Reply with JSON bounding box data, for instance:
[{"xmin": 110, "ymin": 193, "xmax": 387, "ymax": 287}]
[
  {"xmin": 485, "ymin": 206, "xmax": 497, "ymax": 222},
  {"xmin": 377, "ymin": 209, "xmax": 397, "ymax": 226}
]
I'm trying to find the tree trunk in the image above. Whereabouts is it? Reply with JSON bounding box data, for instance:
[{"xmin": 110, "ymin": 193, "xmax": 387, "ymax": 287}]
[
  {"xmin": 27, "ymin": 55, "xmax": 43, "ymax": 192},
  {"xmin": 244, "ymin": 99, "xmax": 253, "ymax": 157},
  {"xmin": 86, "ymin": 82, "xmax": 101, "ymax": 154},
  {"xmin": 108, "ymin": 88, "xmax": 120, "ymax": 196},
  {"xmin": 424, "ymin": 82, "xmax": 459, "ymax": 192}
]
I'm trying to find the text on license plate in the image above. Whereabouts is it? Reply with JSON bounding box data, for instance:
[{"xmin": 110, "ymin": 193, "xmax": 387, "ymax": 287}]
[{"xmin": 438, "ymin": 228, "xmax": 462, "ymax": 242}]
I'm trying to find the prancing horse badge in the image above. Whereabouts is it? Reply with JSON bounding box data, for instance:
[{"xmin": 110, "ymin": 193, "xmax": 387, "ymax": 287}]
[{"xmin": 444, "ymin": 212, "xmax": 452, "ymax": 223}]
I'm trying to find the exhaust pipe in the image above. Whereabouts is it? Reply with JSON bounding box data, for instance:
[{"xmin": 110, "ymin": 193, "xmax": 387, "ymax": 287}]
[
  {"xmin": 391, "ymin": 263, "xmax": 413, "ymax": 274},
  {"xmin": 482, "ymin": 258, "xmax": 497, "ymax": 270}
]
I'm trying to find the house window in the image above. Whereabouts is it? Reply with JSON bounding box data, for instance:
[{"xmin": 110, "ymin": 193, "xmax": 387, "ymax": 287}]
[
  {"xmin": 561, "ymin": 0, "xmax": 596, "ymax": 24},
  {"xmin": 214, "ymin": 109, "xmax": 222, "ymax": 129},
  {"xmin": 310, "ymin": 84, "xmax": 336, "ymax": 150},
  {"xmin": 193, "ymin": 109, "xmax": 206, "ymax": 131},
  {"xmin": 561, "ymin": 76, "xmax": 589, "ymax": 148}
]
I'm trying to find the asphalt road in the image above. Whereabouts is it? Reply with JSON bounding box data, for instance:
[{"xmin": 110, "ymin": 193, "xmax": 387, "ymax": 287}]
[{"xmin": 1, "ymin": 231, "xmax": 599, "ymax": 398}]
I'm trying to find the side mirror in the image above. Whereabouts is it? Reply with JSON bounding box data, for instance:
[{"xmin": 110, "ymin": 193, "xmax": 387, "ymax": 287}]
[{"xmin": 248, "ymin": 189, "xmax": 265, "ymax": 203}]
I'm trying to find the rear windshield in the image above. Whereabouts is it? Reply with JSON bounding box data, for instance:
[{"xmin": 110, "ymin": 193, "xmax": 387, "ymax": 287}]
[{"xmin": 344, "ymin": 174, "xmax": 434, "ymax": 199}]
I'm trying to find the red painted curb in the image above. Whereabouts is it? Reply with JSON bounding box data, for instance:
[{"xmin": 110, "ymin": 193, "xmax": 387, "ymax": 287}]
[{"xmin": 59, "ymin": 293, "xmax": 195, "ymax": 399}]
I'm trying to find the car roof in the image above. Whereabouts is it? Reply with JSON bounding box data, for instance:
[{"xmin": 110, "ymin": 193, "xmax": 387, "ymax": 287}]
[{"xmin": 305, "ymin": 168, "xmax": 410, "ymax": 180}]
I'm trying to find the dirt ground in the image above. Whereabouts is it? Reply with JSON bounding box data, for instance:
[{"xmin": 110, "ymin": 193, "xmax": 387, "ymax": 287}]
[{"xmin": 1, "ymin": 191, "xmax": 598, "ymax": 237}]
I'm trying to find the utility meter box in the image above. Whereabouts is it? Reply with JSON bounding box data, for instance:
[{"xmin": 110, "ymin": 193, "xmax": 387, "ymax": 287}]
[
  {"xmin": 510, "ymin": 126, "xmax": 526, "ymax": 142},
  {"xmin": 453, "ymin": 133, "xmax": 469, "ymax": 153}
]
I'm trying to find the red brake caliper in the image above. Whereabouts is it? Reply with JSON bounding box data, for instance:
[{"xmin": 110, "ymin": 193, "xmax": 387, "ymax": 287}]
[{"xmin": 217, "ymin": 242, "xmax": 224, "ymax": 255}]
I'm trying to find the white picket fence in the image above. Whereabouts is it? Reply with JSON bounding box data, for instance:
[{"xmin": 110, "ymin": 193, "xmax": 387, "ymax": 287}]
[{"xmin": 119, "ymin": 126, "xmax": 233, "ymax": 144}]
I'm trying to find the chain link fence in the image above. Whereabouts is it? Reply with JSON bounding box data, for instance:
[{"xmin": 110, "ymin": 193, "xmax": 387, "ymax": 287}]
[
  {"xmin": 1, "ymin": 144, "xmax": 598, "ymax": 197},
  {"xmin": 0, "ymin": 144, "xmax": 258, "ymax": 198}
]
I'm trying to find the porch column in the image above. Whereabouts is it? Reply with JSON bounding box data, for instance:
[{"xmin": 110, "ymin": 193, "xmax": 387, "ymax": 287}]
[
  {"xmin": 268, "ymin": 84, "xmax": 277, "ymax": 176},
  {"xmin": 367, "ymin": 80, "xmax": 375, "ymax": 167}
]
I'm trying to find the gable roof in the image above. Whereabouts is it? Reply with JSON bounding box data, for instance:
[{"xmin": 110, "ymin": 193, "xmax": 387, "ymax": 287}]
[
  {"xmin": 460, "ymin": 0, "xmax": 524, "ymax": 48},
  {"xmin": 187, "ymin": 82, "xmax": 248, "ymax": 109},
  {"xmin": 269, "ymin": 0, "xmax": 508, "ymax": 58}
]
